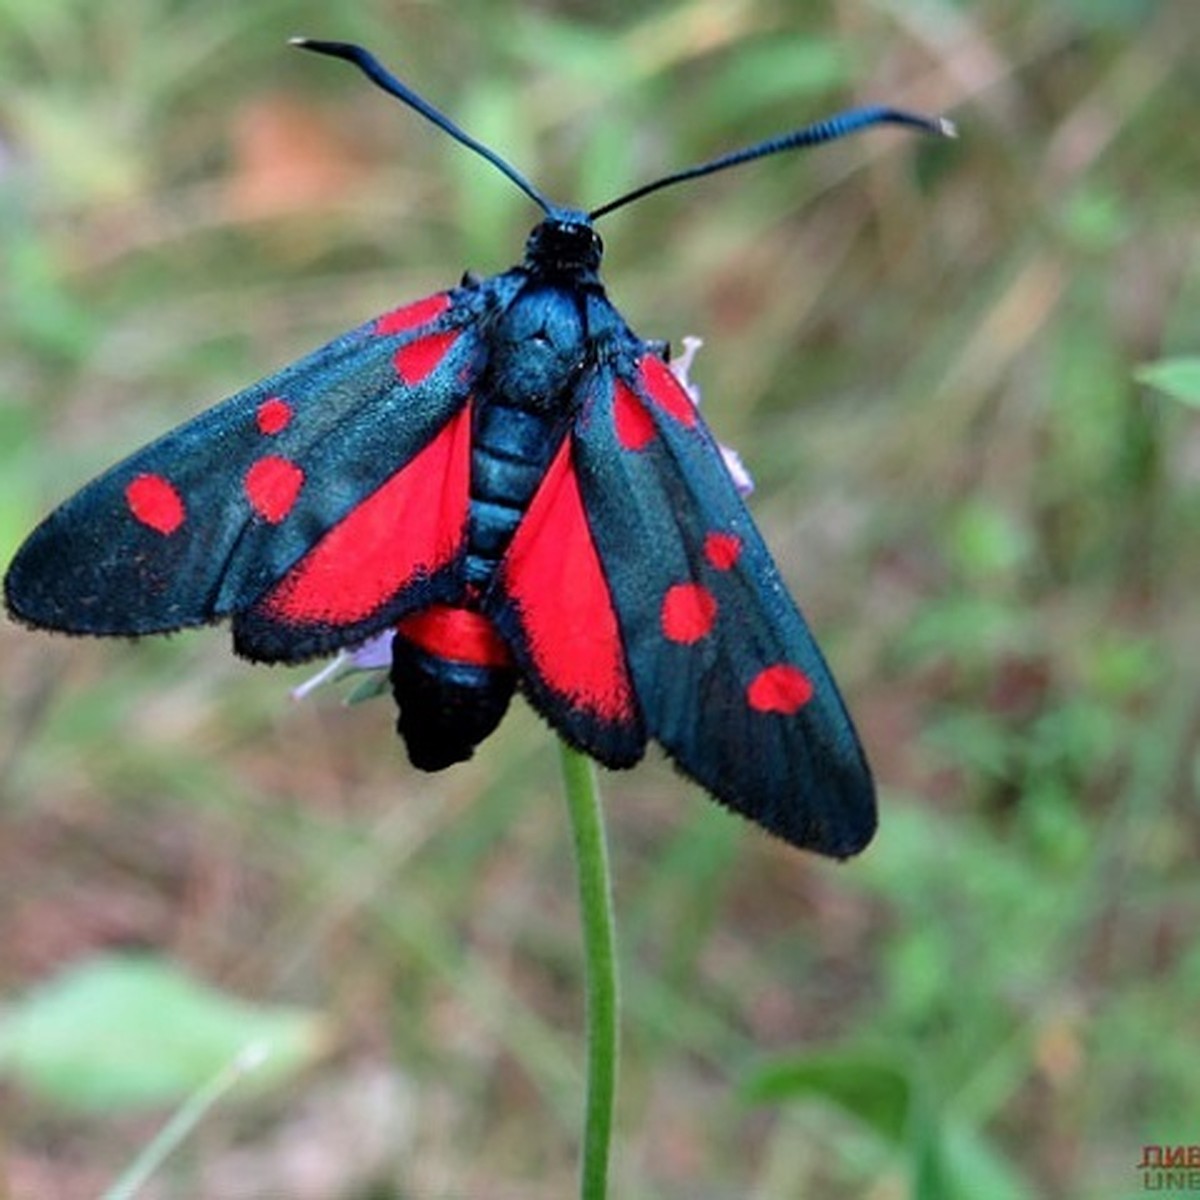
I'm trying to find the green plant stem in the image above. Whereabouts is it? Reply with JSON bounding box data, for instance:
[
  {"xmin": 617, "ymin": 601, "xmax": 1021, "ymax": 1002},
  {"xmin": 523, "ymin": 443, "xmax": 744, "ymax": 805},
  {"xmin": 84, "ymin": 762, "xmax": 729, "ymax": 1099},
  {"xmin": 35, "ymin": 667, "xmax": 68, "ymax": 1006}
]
[
  {"xmin": 559, "ymin": 742, "xmax": 619, "ymax": 1200},
  {"xmin": 103, "ymin": 1043, "xmax": 267, "ymax": 1200}
]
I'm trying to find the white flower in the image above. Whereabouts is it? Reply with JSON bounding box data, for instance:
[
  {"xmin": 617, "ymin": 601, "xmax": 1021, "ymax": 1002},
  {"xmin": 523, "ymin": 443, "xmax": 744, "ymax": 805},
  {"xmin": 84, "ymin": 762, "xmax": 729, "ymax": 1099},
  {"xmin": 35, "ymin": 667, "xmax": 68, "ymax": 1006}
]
[{"xmin": 291, "ymin": 631, "xmax": 392, "ymax": 701}]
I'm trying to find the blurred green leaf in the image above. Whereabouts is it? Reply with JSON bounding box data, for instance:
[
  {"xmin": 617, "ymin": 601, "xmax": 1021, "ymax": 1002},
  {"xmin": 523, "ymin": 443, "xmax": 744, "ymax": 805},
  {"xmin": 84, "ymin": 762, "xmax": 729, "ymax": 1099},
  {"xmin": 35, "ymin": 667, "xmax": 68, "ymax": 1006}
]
[
  {"xmin": 938, "ymin": 1118, "xmax": 1032, "ymax": 1200},
  {"xmin": 3, "ymin": 228, "xmax": 98, "ymax": 362},
  {"xmin": 345, "ymin": 670, "xmax": 391, "ymax": 704},
  {"xmin": 454, "ymin": 79, "xmax": 533, "ymax": 265},
  {"xmin": 743, "ymin": 1049, "xmax": 1028, "ymax": 1200},
  {"xmin": 0, "ymin": 953, "xmax": 331, "ymax": 1113},
  {"xmin": 12, "ymin": 91, "xmax": 145, "ymax": 203},
  {"xmin": 1065, "ymin": 186, "xmax": 1128, "ymax": 252},
  {"xmin": 507, "ymin": 14, "xmax": 628, "ymax": 86},
  {"xmin": 898, "ymin": 595, "xmax": 1033, "ymax": 670},
  {"xmin": 945, "ymin": 501, "xmax": 1032, "ymax": 583},
  {"xmin": 1061, "ymin": 0, "xmax": 1165, "ymax": 28},
  {"xmin": 1017, "ymin": 774, "xmax": 1092, "ymax": 868},
  {"xmin": 1059, "ymin": 186, "xmax": 1131, "ymax": 253},
  {"xmin": 1027, "ymin": 698, "xmax": 1118, "ymax": 779},
  {"xmin": 1080, "ymin": 631, "xmax": 1163, "ymax": 700},
  {"xmin": 743, "ymin": 1049, "xmax": 913, "ymax": 1142},
  {"xmin": 887, "ymin": 927, "xmax": 958, "ymax": 1026},
  {"xmin": 1135, "ymin": 357, "xmax": 1200, "ymax": 407},
  {"xmin": 706, "ymin": 39, "xmax": 850, "ymax": 119}
]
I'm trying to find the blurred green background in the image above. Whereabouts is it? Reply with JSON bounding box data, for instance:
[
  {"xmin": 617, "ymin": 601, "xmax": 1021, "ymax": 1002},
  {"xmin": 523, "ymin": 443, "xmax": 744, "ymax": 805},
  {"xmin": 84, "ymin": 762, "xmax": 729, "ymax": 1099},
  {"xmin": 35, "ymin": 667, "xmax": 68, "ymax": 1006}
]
[{"xmin": 1, "ymin": 1, "xmax": 1197, "ymax": 1196}]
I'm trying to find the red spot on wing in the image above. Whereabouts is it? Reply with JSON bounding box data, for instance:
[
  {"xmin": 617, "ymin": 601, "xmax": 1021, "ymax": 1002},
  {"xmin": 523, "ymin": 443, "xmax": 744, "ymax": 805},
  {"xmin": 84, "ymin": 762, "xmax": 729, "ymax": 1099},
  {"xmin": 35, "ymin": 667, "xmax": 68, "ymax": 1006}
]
[
  {"xmin": 501, "ymin": 443, "xmax": 635, "ymax": 723},
  {"xmin": 639, "ymin": 354, "xmax": 697, "ymax": 427},
  {"xmin": 125, "ymin": 474, "xmax": 185, "ymax": 535},
  {"xmin": 613, "ymin": 379, "xmax": 655, "ymax": 450},
  {"xmin": 256, "ymin": 397, "xmax": 292, "ymax": 435},
  {"xmin": 245, "ymin": 455, "xmax": 304, "ymax": 523},
  {"xmin": 258, "ymin": 406, "xmax": 471, "ymax": 626},
  {"xmin": 747, "ymin": 664, "xmax": 814, "ymax": 714},
  {"xmin": 375, "ymin": 293, "xmax": 451, "ymax": 335},
  {"xmin": 661, "ymin": 582, "xmax": 717, "ymax": 644},
  {"xmin": 704, "ymin": 532, "xmax": 742, "ymax": 570},
  {"xmin": 398, "ymin": 605, "xmax": 511, "ymax": 667},
  {"xmin": 396, "ymin": 331, "xmax": 460, "ymax": 386}
]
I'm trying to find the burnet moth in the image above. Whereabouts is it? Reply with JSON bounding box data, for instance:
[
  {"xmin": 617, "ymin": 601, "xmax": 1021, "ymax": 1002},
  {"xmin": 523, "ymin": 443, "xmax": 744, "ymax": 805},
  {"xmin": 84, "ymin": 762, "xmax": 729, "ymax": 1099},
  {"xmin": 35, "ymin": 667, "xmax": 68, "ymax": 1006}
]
[{"xmin": 4, "ymin": 40, "xmax": 954, "ymax": 857}]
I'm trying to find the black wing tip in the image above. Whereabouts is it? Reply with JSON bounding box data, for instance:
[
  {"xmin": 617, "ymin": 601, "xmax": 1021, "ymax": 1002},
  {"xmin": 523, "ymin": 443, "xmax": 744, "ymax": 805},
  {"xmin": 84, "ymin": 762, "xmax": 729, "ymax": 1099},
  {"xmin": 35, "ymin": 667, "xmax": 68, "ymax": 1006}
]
[
  {"xmin": 757, "ymin": 792, "xmax": 877, "ymax": 859},
  {"xmin": 653, "ymin": 739, "xmax": 877, "ymax": 858},
  {"xmin": 819, "ymin": 809, "xmax": 878, "ymax": 860},
  {"xmin": 803, "ymin": 778, "xmax": 878, "ymax": 859},
  {"xmin": 4, "ymin": 560, "xmax": 60, "ymax": 635}
]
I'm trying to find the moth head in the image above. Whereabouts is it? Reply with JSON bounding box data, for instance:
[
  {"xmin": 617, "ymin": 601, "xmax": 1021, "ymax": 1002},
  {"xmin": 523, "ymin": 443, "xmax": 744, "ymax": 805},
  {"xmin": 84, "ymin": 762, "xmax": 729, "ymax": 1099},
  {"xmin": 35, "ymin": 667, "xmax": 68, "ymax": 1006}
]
[{"xmin": 524, "ymin": 214, "xmax": 603, "ymax": 278}]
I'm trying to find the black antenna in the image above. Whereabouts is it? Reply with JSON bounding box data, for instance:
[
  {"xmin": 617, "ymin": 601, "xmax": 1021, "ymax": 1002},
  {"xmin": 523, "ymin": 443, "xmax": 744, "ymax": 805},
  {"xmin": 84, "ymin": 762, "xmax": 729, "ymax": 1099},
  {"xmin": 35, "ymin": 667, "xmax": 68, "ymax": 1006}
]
[
  {"xmin": 291, "ymin": 38, "xmax": 556, "ymax": 215},
  {"xmin": 589, "ymin": 106, "xmax": 956, "ymax": 220},
  {"xmin": 292, "ymin": 39, "xmax": 955, "ymax": 225}
]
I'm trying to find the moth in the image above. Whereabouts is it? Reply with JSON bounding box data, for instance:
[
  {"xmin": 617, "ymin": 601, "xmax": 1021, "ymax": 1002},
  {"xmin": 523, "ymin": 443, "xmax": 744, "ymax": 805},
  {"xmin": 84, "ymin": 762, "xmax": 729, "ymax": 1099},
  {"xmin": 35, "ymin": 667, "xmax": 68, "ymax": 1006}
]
[{"xmin": 4, "ymin": 40, "xmax": 953, "ymax": 856}]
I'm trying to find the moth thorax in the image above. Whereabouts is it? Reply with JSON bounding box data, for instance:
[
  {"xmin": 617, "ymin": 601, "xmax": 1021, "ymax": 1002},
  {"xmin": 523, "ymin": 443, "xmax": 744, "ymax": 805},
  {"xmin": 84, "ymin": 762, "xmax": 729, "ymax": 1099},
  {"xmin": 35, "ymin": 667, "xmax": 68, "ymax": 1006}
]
[{"xmin": 488, "ymin": 284, "xmax": 588, "ymax": 410}]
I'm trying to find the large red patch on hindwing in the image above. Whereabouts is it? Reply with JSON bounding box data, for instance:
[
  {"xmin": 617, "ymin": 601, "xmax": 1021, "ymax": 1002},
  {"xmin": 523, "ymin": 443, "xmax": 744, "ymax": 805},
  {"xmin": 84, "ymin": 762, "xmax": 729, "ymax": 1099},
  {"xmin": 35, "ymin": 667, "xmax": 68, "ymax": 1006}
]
[
  {"xmin": 499, "ymin": 443, "xmax": 635, "ymax": 724},
  {"xmin": 256, "ymin": 406, "xmax": 472, "ymax": 627}
]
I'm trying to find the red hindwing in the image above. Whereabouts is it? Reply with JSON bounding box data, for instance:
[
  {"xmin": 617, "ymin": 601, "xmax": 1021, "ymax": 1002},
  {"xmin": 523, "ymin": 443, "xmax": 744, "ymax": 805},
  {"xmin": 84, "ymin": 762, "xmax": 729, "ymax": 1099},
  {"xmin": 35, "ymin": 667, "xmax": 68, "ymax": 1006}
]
[
  {"xmin": 253, "ymin": 403, "xmax": 472, "ymax": 628},
  {"xmin": 493, "ymin": 439, "xmax": 642, "ymax": 754}
]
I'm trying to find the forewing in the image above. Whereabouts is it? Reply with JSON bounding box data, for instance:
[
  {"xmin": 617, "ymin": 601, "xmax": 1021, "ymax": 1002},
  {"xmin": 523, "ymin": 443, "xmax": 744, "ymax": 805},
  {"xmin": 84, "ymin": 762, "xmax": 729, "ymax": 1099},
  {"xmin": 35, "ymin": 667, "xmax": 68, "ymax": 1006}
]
[
  {"xmin": 5, "ymin": 290, "xmax": 490, "ymax": 662},
  {"xmin": 571, "ymin": 349, "xmax": 876, "ymax": 857}
]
